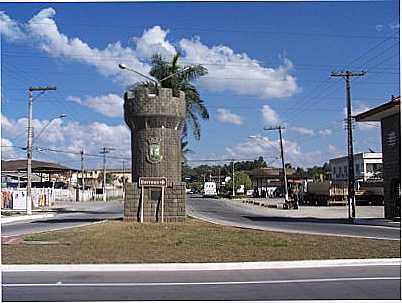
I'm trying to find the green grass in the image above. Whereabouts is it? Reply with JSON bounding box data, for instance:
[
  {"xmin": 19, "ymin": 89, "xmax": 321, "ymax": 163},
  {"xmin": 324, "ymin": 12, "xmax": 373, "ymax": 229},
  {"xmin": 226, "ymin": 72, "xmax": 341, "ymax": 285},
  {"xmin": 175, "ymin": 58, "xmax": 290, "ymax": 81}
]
[{"xmin": 1, "ymin": 218, "xmax": 400, "ymax": 264}]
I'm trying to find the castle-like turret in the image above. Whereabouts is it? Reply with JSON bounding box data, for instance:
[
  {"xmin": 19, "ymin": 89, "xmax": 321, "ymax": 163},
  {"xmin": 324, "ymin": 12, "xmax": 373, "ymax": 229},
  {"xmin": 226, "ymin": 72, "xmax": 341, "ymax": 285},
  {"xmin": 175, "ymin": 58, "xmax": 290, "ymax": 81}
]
[{"xmin": 124, "ymin": 86, "xmax": 186, "ymax": 222}]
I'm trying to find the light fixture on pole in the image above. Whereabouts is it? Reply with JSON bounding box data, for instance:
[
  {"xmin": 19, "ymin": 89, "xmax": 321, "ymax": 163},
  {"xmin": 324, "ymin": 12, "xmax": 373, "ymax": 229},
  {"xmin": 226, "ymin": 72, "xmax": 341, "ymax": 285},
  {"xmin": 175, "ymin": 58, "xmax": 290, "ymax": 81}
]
[
  {"xmin": 32, "ymin": 114, "xmax": 67, "ymax": 145},
  {"xmin": 118, "ymin": 63, "xmax": 159, "ymax": 86},
  {"xmin": 118, "ymin": 63, "xmax": 193, "ymax": 87}
]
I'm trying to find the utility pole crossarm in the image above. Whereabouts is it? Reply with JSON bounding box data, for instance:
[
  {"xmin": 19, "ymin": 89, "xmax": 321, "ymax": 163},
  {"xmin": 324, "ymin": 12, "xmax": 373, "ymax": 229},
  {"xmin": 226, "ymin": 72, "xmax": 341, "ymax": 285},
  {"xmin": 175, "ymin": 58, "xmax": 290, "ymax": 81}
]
[
  {"xmin": 330, "ymin": 71, "xmax": 366, "ymax": 78},
  {"xmin": 29, "ymin": 86, "xmax": 57, "ymax": 92}
]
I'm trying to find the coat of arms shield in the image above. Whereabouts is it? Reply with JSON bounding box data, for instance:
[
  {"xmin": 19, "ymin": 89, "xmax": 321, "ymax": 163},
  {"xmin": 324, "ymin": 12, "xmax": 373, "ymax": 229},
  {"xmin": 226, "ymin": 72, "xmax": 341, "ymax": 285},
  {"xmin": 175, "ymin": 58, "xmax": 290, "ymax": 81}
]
[{"xmin": 147, "ymin": 137, "xmax": 162, "ymax": 163}]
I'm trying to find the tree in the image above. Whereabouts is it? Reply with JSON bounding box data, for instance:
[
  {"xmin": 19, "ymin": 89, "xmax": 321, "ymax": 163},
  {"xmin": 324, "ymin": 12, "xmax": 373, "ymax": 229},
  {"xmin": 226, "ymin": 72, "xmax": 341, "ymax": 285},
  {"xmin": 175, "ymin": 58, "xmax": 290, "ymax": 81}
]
[
  {"xmin": 225, "ymin": 171, "xmax": 252, "ymax": 193},
  {"xmin": 147, "ymin": 53, "xmax": 209, "ymax": 141}
]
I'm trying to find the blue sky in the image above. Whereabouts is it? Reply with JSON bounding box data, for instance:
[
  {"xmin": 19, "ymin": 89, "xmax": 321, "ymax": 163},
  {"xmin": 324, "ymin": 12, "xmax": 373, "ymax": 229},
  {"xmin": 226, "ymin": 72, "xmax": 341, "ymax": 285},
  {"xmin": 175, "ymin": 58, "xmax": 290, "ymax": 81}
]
[{"xmin": 1, "ymin": 1, "xmax": 399, "ymax": 170}]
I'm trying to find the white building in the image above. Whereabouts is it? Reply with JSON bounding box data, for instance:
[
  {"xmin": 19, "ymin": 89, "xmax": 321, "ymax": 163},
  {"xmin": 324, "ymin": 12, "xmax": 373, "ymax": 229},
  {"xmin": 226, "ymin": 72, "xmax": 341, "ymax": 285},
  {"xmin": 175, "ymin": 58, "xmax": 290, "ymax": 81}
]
[{"xmin": 329, "ymin": 152, "xmax": 383, "ymax": 181}]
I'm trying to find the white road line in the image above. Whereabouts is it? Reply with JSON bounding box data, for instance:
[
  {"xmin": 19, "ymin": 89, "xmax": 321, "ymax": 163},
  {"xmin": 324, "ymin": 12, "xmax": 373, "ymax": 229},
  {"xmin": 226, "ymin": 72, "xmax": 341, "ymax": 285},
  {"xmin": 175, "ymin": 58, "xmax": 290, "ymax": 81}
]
[
  {"xmin": 3, "ymin": 277, "xmax": 400, "ymax": 287},
  {"xmin": 3, "ymin": 258, "xmax": 401, "ymax": 272}
]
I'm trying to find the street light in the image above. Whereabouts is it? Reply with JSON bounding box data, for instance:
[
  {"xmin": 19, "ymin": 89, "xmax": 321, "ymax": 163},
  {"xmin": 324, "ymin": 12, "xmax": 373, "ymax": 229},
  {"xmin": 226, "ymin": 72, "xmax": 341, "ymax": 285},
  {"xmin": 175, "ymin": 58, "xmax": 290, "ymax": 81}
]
[
  {"xmin": 118, "ymin": 63, "xmax": 159, "ymax": 86},
  {"xmin": 32, "ymin": 114, "xmax": 67, "ymax": 145},
  {"xmin": 118, "ymin": 63, "xmax": 193, "ymax": 87}
]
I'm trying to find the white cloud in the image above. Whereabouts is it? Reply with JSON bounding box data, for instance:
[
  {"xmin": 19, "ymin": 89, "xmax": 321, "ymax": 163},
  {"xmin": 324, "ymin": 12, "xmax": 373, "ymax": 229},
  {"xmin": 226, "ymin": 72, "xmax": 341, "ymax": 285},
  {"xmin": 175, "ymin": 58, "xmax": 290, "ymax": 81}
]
[
  {"xmin": 134, "ymin": 26, "xmax": 176, "ymax": 60},
  {"xmin": 261, "ymin": 105, "xmax": 280, "ymax": 126},
  {"xmin": 318, "ymin": 128, "xmax": 332, "ymax": 136},
  {"xmin": 375, "ymin": 24, "xmax": 384, "ymax": 32},
  {"xmin": 225, "ymin": 134, "xmax": 322, "ymax": 167},
  {"xmin": 344, "ymin": 103, "xmax": 380, "ymax": 130},
  {"xmin": 66, "ymin": 96, "xmax": 82, "ymax": 104},
  {"xmin": 68, "ymin": 94, "xmax": 124, "ymax": 118},
  {"xmin": 2, "ymin": 8, "xmax": 299, "ymax": 99},
  {"xmin": 328, "ymin": 144, "xmax": 337, "ymax": 153},
  {"xmin": 0, "ymin": 11, "xmax": 25, "ymax": 40},
  {"xmin": 1, "ymin": 113, "xmax": 13, "ymax": 130},
  {"xmin": 290, "ymin": 126, "xmax": 314, "ymax": 136},
  {"xmin": 179, "ymin": 37, "xmax": 298, "ymax": 99},
  {"xmin": 216, "ymin": 108, "xmax": 243, "ymax": 125},
  {"xmin": 25, "ymin": 8, "xmax": 150, "ymax": 85},
  {"xmin": 1, "ymin": 138, "xmax": 23, "ymax": 159},
  {"xmin": 1, "ymin": 114, "xmax": 131, "ymax": 167}
]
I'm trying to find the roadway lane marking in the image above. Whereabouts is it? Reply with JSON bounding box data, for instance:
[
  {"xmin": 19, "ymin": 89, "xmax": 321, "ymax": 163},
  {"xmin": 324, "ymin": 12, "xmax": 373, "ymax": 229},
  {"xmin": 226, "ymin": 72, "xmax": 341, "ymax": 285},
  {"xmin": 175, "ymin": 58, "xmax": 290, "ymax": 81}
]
[
  {"xmin": 3, "ymin": 277, "xmax": 400, "ymax": 287},
  {"xmin": 3, "ymin": 258, "xmax": 401, "ymax": 272}
]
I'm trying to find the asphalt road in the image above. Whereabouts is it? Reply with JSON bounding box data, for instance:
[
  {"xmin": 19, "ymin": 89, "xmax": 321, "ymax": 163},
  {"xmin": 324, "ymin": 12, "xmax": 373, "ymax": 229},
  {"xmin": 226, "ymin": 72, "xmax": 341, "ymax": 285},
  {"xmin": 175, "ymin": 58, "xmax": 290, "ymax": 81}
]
[
  {"xmin": 187, "ymin": 196, "xmax": 401, "ymax": 240},
  {"xmin": 2, "ymin": 265, "xmax": 400, "ymax": 301},
  {"xmin": 1, "ymin": 201, "xmax": 123, "ymax": 237}
]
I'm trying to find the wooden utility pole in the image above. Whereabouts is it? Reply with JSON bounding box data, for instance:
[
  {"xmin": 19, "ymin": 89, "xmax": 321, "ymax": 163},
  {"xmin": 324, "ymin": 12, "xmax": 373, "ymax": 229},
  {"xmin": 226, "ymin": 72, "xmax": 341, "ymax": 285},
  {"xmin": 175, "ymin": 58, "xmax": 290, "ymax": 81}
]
[
  {"xmin": 26, "ymin": 86, "xmax": 56, "ymax": 215},
  {"xmin": 232, "ymin": 160, "xmax": 235, "ymax": 197},
  {"xmin": 100, "ymin": 147, "xmax": 115, "ymax": 202},
  {"xmin": 80, "ymin": 149, "xmax": 85, "ymax": 202},
  {"xmin": 331, "ymin": 70, "xmax": 366, "ymax": 222},
  {"xmin": 264, "ymin": 126, "xmax": 289, "ymax": 202}
]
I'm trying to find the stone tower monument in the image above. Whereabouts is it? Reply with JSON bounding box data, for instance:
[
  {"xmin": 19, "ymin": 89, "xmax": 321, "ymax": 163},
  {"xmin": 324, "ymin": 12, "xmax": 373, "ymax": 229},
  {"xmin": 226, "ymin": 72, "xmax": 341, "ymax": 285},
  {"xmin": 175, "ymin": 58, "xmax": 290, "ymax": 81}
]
[{"xmin": 123, "ymin": 86, "xmax": 186, "ymax": 222}]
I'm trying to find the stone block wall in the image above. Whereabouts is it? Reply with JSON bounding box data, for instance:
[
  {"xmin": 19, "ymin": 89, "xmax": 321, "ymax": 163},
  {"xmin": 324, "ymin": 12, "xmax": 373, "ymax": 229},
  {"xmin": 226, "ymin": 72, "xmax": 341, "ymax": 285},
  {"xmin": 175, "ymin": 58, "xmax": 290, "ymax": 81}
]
[
  {"xmin": 381, "ymin": 113, "xmax": 401, "ymax": 218},
  {"xmin": 123, "ymin": 86, "xmax": 187, "ymax": 223},
  {"xmin": 124, "ymin": 182, "xmax": 140, "ymax": 221},
  {"xmin": 124, "ymin": 182, "xmax": 186, "ymax": 222}
]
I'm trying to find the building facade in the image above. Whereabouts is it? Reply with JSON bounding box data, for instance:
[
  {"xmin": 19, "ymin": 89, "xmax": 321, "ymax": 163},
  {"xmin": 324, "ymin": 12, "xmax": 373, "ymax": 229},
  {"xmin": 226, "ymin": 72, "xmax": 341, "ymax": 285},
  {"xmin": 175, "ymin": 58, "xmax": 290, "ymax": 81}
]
[
  {"xmin": 355, "ymin": 95, "xmax": 400, "ymax": 219},
  {"xmin": 329, "ymin": 152, "xmax": 383, "ymax": 182}
]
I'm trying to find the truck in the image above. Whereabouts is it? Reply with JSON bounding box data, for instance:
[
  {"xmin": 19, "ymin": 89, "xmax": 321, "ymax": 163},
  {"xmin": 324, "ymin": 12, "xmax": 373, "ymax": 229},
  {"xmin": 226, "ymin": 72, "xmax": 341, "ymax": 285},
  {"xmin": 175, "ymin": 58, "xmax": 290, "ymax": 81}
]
[
  {"xmin": 203, "ymin": 182, "xmax": 218, "ymax": 198},
  {"xmin": 355, "ymin": 181, "xmax": 384, "ymax": 205},
  {"xmin": 302, "ymin": 181, "xmax": 348, "ymax": 206}
]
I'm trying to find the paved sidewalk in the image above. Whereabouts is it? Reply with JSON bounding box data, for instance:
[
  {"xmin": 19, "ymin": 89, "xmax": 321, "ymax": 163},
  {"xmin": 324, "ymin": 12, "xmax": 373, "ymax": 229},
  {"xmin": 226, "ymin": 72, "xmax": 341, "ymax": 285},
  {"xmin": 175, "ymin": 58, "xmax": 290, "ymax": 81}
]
[{"xmin": 231, "ymin": 198, "xmax": 399, "ymax": 228}]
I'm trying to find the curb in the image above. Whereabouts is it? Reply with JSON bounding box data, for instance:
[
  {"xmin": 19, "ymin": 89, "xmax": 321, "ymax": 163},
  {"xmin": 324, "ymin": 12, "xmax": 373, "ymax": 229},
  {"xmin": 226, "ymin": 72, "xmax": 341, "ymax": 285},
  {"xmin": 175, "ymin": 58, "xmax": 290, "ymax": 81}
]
[
  {"xmin": 2, "ymin": 258, "xmax": 400, "ymax": 272},
  {"xmin": 1, "ymin": 213, "xmax": 55, "ymax": 224}
]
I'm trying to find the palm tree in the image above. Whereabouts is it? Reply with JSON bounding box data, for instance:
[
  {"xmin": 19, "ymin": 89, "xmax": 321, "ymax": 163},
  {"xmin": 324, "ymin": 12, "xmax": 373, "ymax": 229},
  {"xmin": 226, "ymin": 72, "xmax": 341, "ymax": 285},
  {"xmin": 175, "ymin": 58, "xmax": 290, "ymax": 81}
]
[{"xmin": 147, "ymin": 53, "xmax": 209, "ymax": 141}]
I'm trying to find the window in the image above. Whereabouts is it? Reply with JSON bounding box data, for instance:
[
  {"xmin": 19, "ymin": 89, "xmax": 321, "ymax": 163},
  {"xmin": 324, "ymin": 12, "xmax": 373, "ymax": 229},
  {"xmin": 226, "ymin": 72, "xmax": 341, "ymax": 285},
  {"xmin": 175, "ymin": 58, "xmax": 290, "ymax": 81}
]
[{"xmin": 355, "ymin": 164, "xmax": 360, "ymax": 174}]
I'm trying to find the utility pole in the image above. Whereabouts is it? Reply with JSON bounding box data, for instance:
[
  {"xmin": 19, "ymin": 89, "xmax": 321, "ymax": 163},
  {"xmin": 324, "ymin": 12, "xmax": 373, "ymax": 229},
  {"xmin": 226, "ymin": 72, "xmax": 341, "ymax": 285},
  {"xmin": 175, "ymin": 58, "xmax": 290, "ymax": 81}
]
[
  {"xmin": 232, "ymin": 160, "xmax": 235, "ymax": 197},
  {"xmin": 100, "ymin": 147, "xmax": 114, "ymax": 202},
  {"xmin": 331, "ymin": 70, "xmax": 366, "ymax": 222},
  {"xmin": 122, "ymin": 160, "xmax": 126, "ymax": 199},
  {"xmin": 80, "ymin": 150, "xmax": 85, "ymax": 202},
  {"xmin": 264, "ymin": 126, "xmax": 289, "ymax": 202},
  {"xmin": 26, "ymin": 86, "xmax": 56, "ymax": 215}
]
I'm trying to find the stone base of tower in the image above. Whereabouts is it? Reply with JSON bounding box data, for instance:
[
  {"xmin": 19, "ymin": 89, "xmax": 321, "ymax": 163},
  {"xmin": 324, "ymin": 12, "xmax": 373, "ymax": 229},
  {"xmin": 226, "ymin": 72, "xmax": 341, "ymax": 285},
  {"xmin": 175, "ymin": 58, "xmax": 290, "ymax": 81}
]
[{"xmin": 124, "ymin": 182, "xmax": 186, "ymax": 222}]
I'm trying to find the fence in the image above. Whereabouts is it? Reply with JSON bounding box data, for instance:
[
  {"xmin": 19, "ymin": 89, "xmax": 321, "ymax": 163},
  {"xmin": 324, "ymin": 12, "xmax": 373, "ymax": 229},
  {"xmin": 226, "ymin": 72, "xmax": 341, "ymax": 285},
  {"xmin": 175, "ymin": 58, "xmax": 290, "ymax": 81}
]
[{"xmin": 1, "ymin": 186, "xmax": 124, "ymax": 210}]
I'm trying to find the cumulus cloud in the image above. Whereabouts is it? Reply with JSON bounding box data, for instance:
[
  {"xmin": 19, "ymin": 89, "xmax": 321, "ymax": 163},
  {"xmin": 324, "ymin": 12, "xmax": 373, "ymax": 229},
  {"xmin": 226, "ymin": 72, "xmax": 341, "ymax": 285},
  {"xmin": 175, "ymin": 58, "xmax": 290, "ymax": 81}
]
[
  {"xmin": 318, "ymin": 128, "xmax": 332, "ymax": 136},
  {"xmin": 328, "ymin": 144, "xmax": 337, "ymax": 153},
  {"xmin": 1, "ymin": 114, "xmax": 131, "ymax": 166},
  {"xmin": 179, "ymin": 37, "xmax": 298, "ymax": 99},
  {"xmin": 25, "ymin": 8, "xmax": 150, "ymax": 85},
  {"xmin": 290, "ymin": 126, "xmax": 314, "ymax": 136},
  {"xmin": 375, "ymin": 24, "xmax": 384, "ymax": 32},
  {"xmin": 134, "ymin": 26, "xmax": 176, "ymax": 60},
  {"xmin": 0, "ymin": 11, "xmax": 25, "ymax": 40},
  {"xmin": 344, "ymin": 103, "xmax": 380, "ymax": 130},
  {"xmin": 1, "ymin": 8, "xmax": 299, "ymax": 99},
  {"xmin": 1, "ymin": 137, "xmax": 23, "ymax": 159},
  {"xmin": 225, "ymin": 134, "xmax": 322, "ymax": 167},
  {"xmin": 68, "ymin": 94, "xmax": 123, "ymax": 118},
  {"xmin": 261, "ymin": 105, "xmax": 281, "ymax": 126},
  {"xmin": 216, "ymin": 108, "xmax": 243, "ymax": 125}
]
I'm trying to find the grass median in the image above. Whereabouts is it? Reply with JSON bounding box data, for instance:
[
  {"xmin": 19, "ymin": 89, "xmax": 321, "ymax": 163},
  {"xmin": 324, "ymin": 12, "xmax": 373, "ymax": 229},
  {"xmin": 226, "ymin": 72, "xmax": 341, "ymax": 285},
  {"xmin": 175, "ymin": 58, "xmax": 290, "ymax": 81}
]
[{"xmin": 2, "ymin": 218, "xmax": 400, "ymax": 264}]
